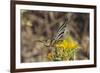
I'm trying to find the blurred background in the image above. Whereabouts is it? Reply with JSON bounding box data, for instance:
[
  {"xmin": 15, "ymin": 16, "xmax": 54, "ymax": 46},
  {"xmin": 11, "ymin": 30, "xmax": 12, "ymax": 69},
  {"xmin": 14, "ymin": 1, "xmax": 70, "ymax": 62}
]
[{"xmin": 21, "ymin": 10, "xmax": 89, "ymax": 63}]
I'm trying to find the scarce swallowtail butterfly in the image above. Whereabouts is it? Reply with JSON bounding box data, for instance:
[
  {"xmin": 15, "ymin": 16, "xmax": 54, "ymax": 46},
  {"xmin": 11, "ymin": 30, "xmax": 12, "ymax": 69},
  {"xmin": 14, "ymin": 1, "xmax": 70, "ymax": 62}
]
[{"xmin": 35, "ymin": 17, "xmax": 69, "ymax": 48}]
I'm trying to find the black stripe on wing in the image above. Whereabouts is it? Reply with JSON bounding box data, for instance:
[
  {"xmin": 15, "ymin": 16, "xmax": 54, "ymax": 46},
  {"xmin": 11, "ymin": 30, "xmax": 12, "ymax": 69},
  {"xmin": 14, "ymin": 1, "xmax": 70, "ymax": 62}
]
[{"xmin": 53, "ymin": 19, "xmax": 67, "ymax": 41}]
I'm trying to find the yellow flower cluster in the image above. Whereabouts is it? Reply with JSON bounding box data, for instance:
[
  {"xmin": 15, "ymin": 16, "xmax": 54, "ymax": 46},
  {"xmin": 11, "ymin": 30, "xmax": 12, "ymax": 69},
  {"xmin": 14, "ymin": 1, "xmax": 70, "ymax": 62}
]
[{"xmin": 54, "ymin": 35, "xmax": 80, "ymax": 49}]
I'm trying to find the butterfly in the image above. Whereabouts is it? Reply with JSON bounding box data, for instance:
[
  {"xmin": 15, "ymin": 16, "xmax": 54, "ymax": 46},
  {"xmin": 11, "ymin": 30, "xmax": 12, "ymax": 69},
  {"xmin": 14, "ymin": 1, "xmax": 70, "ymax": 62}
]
[
  {"xmin": 39, "ymin": 17, "xmax": 69, "ymax": 48},
  {"xmin": 35, "ymin": 17, "xmax": 80, "ymax": 49}
]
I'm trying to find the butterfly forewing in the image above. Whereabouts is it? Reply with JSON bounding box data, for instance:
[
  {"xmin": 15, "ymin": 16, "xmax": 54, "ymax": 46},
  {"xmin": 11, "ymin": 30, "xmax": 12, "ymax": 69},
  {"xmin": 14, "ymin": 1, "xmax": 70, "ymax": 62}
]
[
  {"xmin": 50, "ymin": 18, "xmax": 69, "ymax": 46},
  {"xmin": 53, "ymin": 18, "xmax": 68, "ymax": 41}
]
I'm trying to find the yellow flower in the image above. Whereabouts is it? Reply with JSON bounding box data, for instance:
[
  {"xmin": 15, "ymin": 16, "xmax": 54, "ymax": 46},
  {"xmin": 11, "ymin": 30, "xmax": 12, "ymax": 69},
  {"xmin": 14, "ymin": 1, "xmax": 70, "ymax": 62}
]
[
  {"xmin": 47, "ymin": 53, "xmax": 53, "ymax": 60},
  {"xmin": 54, "ymin": 35, "xmax": 80, "ymax": 49}
]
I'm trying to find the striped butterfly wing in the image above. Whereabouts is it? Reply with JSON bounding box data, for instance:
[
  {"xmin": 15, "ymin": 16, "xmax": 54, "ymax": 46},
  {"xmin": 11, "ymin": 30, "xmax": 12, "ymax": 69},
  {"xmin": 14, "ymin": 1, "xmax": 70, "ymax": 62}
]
[{"xmin": 51, "ymin": 18, "xmax": 69, "ymax": 45}]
